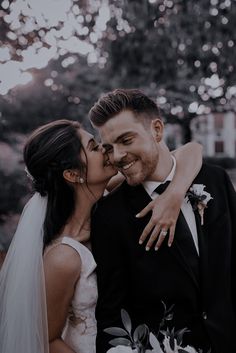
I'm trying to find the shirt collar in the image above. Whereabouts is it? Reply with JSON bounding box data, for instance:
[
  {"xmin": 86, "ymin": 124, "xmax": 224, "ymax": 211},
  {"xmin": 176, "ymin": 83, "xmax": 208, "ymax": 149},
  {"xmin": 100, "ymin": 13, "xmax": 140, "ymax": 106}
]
[{"xmin": 142, "ymin": 156, "xmax": 176, "ymax": 197}]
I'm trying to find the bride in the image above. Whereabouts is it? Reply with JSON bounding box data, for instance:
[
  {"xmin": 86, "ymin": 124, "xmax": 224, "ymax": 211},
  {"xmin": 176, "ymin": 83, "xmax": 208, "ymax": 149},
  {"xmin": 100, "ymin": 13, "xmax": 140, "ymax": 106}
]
[{"xmin": 0, "ymin": 119, "xmax": 202, "ymax": 353}]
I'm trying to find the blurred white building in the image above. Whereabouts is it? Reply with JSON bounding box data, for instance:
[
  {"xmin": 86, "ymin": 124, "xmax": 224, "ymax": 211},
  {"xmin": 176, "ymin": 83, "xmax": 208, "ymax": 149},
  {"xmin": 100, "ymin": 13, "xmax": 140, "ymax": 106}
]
[{"xmin": 191, "ymin": 112, "xmax": 236, "ymax": 157}]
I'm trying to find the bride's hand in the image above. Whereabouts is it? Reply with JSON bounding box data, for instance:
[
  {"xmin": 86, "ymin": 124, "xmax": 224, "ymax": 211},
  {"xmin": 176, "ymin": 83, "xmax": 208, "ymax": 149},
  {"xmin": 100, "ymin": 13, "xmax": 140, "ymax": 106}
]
[{"xmin": 137, "ymin": 191, "xmax": 183, "ymax": 251}]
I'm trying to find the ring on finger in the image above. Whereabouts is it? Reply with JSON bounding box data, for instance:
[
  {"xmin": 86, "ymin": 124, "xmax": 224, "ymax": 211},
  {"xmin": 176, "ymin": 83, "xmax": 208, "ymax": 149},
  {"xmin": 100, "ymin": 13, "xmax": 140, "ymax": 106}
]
[{"xmin": 160, "ymin": 229, "xmax": 168, "ymax": 237}]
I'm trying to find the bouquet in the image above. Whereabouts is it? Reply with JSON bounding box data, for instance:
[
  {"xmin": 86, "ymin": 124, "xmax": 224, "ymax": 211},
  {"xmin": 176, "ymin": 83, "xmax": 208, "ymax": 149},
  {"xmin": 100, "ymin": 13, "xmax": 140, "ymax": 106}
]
[{"xmin": 105, "ymin": 303, "xmax": 210, "ymax": 353}]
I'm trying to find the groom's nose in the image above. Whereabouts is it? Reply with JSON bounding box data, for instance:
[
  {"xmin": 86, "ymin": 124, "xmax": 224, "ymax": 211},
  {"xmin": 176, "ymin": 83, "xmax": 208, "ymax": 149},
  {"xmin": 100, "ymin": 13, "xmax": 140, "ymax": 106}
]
[{"xmin": 113, "ymin": 145, "xmax": 127, "ymax": 163}]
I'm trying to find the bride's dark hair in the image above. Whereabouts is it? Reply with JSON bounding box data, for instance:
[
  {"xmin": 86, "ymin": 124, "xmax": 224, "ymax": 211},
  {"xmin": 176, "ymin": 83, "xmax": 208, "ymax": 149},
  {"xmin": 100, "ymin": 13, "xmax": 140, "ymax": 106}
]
[{"xmin": 24, "ymin": 119, "xmax": 86, "ymax": 249}]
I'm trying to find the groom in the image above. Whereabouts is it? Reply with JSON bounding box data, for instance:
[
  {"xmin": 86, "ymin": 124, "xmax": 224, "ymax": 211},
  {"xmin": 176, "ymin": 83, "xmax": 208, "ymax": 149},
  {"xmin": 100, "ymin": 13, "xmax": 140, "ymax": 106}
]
[{"xmin": 89, "ymin": 89, "xmax": 236, "ymax": 353}]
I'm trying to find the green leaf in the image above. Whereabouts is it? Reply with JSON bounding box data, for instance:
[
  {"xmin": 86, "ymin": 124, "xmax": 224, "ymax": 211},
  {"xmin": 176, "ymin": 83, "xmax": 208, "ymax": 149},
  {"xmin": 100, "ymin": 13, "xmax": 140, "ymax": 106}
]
[
  {"xmin": 165, "ymin": 313, "xmax": 174, "ymax": 321},
  {"xmin": 121, "ymin": 309, "xmax": 132, "ymax": 334},
  {"xmin": 104, "ymin": 327, "xmax": 128, "ymax": 337},
  {"xmin": 149, "ymin": 332, "xmax": 163, "ymax": 352},
  {"xmin": 169, "ymin": 328, "xmax": 175, "ymax": 350},
  {"xmin": 166, "ymin": 304, "xmax": 175, "ymax": 314},
  {"xmin": 176, "ymin": 328, "xmax": 190, "ymax": 345},
  {"xmin": 133, "ymin": 324, "xmax": 149, "ymax": 343},
  {"xmin": 109, "ymin": 337, "xmax": 131, "ymax": 347}
]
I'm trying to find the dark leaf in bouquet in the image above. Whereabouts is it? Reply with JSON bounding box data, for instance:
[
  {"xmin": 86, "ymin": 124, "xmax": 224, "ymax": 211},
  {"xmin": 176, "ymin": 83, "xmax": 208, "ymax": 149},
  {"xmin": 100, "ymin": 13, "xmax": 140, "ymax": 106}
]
[
  {"xmin": 161, "ymin": 300, "xmax": 167, "ymax": 312},
  {"xmin": 104, "ymin": 327, "xmax": 128, "ymax": 336},
  {"xmin": 159, "ymin": 329, "xmax": 167, "ymax": 336},
  {"xmin": 159, "ymin": 318, "xmax": 165, "ymax": 328},
  {"xmin": 109, "ymin": 337, "xmax": 131, "ymax": 347},
  {"xmin": 133, "ymin": 324, "xmax": 149, "ymax": 343},
  {"xmin": 178, "ymin": 349, "xmax": 191, "ymax": 353},
  {"xmin": 169, "ymin": 327, "xmax": 175, "ymax": 350},
  {"xmin": 165, "ymin": 313, "xmax": 174, "ymax": 321},
  {"xmin": 149, "ymin": 332, "xmax": 162, "ymax": 352},
  {"xmin": 166, "ymin": 304, "xmax": 175, "ymax": 314},
  {"xmin": 160, "ymin": 327, "xmax": 170, "ymax": 336},
  {"xmin": 176, "ymin": 327, "xmax": 190, "ymax": 345},
  {"xmin": 121, "ymin": 309, "xmax": 132, "ymax": 334}
]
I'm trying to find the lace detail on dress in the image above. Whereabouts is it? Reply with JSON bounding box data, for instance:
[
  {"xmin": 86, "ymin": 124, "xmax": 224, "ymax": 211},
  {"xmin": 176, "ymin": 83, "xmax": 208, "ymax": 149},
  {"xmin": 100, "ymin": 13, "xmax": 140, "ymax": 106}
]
[{"xmin": 61, "ymin": 236, "xmax": 97, "ymax": 353}]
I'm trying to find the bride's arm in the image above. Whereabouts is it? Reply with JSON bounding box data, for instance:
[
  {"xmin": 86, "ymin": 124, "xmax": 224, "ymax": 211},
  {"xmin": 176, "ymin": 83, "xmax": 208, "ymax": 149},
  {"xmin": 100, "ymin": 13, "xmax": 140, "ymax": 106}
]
[
  {"xmin": 138, "ymin": 142, "xmax": 203, "ymax": 250},
  {"xmin": 44, "ymin": 245, "xmax": 80, "ymax": 353},
  {"xmin": 105, "ymin": 172, "xmax": 125, "ymax": 192}
]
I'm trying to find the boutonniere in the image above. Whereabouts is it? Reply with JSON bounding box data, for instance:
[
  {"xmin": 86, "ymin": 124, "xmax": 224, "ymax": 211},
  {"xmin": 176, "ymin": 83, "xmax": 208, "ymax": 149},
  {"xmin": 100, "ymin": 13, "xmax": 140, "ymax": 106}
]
[{"xmin": 186, "ymin": 184, "xmax": 213, "ymax": 225}]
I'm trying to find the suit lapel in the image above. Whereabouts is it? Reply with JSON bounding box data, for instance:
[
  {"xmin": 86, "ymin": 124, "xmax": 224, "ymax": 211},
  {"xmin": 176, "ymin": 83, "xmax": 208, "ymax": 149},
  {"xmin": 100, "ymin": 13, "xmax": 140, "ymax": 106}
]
[
  {"xmin": 195, "ymin": 210, "xmax": 209, "ymax": 301},
  {"xmin": 125, "ymin": 183, "xmax": 152, "ymax": 216},
  {"xmin": 169, "ymin": 216, "xmax": 200, "ymax": 292},
  {"xmin": 125, "ymin": 183, "xmax": 200, "ymax": 291}
]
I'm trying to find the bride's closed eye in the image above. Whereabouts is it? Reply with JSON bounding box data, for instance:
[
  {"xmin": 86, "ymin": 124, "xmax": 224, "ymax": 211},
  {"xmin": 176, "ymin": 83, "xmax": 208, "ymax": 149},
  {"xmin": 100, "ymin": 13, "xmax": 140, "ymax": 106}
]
[{"xmin": 92, "ymin": 144, "xmax": 100, "ymax": 151}]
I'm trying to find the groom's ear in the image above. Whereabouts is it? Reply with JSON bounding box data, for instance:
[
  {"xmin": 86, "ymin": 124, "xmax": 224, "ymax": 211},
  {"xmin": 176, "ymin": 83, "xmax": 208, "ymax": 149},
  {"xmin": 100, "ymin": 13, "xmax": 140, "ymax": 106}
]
[{"xmin": 151, "ymin": 119, "xmax": 164, "ymax": 142}]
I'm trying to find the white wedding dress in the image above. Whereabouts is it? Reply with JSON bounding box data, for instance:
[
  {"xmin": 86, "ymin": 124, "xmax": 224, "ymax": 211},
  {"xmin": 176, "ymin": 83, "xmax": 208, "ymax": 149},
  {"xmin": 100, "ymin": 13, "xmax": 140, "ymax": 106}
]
[{"xmin": 60, "ymin": 236, "xmax": 97, "ymax": 353}]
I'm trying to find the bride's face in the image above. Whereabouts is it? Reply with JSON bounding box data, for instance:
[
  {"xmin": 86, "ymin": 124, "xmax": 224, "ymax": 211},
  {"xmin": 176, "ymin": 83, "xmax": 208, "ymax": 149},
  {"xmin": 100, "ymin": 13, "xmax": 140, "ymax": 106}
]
[{"xmin": 79, "ymin": 129, "xmax": 117, "ymax": 186}]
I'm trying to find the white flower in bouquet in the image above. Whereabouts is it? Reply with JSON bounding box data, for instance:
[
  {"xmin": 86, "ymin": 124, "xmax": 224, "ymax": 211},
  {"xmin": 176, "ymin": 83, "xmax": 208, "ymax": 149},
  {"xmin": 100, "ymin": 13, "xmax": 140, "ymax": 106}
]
[
  {"xmin": 107, "ymin": 346, "xmax": 137, "ymax": 353},
  {"xmin": 105, "ymin": 308, "xmax": 204, "ymax": 353},
  {"xmin": 163, "ymin": 335, "xmax": 198, "ymax": 353}
]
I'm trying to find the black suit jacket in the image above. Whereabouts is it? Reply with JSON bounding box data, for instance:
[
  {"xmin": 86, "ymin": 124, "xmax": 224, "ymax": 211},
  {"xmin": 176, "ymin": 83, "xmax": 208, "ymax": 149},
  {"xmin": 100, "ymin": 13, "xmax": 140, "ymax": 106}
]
[{"xmin": 91, "ymin": 164, "xmax": 236, "ymax": 353}]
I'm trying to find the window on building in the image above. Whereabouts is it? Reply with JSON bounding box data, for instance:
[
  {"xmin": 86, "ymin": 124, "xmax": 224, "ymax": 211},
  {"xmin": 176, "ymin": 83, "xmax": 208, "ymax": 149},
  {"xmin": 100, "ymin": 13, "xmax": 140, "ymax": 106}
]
[
  {"xmin": 215, "ymin": 141, "xmax": 224, "ymax": 153},
  {"xmin": 214, "ymin": 114, "xmax": 224, "ymax": 129}
]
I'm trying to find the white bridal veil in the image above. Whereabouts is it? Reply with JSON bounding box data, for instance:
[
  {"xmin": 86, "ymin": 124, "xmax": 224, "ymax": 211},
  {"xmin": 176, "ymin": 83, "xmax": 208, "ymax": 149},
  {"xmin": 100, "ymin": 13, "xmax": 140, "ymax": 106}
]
[{"xmin": 0, "ymin": 193, "xmax": 49, "ymax": 353}]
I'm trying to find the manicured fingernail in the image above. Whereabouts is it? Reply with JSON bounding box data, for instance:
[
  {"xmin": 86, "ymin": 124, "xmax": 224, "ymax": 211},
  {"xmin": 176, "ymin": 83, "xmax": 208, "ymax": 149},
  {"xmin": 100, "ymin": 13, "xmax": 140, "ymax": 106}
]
[
  {"xmin": 136, "ymin": 213, "xmax": 140, "ymax": 218},
  {"xmin": 145, "ymin": 246, "xmax": 150, "ymax": 251},
  {"xmin": 155, "ymin": 247, "xmax": 158, "ymax": 251},
  {"xmin": 139, "ymin": 240, "xmax": 143, "ymax": 245},
  {"xmin": 168, "ymin": 243, "xmax": 172, "ymax": 247}
]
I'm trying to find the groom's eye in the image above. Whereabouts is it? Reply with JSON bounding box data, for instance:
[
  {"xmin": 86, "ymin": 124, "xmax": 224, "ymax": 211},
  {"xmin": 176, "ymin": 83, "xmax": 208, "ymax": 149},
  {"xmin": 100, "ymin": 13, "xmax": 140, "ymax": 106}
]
[{"xmin": 122, "ymin": 138, "xmax": 132, "ymax": 145}]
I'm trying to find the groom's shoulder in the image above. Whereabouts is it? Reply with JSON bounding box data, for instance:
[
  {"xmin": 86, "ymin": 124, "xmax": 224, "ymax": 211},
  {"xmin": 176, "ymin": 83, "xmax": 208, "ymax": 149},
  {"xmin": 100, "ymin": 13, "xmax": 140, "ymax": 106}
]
[
  {"xmin": 195, "ymin": 162, "xmax": 231, "ymax": 191},
  {"xmin": 96, "ymin": 180, "xmax": 130, "ymax": 208},
  {"xmin": 197, "ymin": 162, "xmax": 227, "ymax": 180}
]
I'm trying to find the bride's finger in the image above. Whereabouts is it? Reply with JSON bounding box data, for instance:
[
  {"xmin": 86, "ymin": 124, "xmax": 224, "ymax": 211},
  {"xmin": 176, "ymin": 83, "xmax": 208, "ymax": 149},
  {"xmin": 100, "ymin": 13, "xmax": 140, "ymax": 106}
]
[
  {"xmin": 136, "ymin": 200, "xmax": 154, "ymax": 218},
  {"xmin": 144, "ymin": 225, "xmax": 161, "ymax": 251},
  {"xmin": 167, "ymin": 224, "xmax": 176, "ymax": 247},
  {"xmin": 139, "ymin": 220, "xmax": 155, "ymax": 244},
  {"xmin": 154, "ymin": 228, "xmax": 169, "ymax": 251}
]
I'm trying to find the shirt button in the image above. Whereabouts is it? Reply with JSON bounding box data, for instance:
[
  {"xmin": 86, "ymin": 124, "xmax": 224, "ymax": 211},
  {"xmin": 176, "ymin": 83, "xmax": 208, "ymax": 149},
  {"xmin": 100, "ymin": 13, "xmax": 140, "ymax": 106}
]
[{"xmin": 202, "ymin": 312, "xmax": 207, "ymax": 320}]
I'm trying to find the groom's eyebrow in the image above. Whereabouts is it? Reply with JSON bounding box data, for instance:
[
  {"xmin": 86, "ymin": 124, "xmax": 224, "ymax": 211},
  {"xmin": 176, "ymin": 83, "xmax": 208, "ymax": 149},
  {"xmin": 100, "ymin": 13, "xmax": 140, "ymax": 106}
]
[
  {"xmin": 101, "ymin": 132, "xmax": 134, "ymax": 149},
  {"xmin": 114, "ymin": 132, "xmax": 134, "ymax": 143}
]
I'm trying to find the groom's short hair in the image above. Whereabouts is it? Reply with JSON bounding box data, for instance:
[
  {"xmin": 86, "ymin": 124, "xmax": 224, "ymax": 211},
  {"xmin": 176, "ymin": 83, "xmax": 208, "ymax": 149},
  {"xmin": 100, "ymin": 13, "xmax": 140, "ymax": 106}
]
[{"xmin": 89, "ymin": 88, "xmax": 161, "ymax": 127}]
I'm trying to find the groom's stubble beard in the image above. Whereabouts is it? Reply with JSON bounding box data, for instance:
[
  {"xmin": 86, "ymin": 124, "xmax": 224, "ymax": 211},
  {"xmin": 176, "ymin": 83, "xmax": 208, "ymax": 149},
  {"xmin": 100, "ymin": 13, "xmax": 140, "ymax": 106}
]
[{"xmin": 120, "ymin": 149, "xmax": 160, "ymax": 186}]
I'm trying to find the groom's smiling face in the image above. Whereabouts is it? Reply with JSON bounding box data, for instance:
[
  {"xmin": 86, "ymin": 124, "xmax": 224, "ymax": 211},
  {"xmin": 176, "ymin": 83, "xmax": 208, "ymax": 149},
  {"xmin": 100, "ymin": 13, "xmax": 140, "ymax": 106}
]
[{"xmin": 99, "ymin": 109, "xmax": 163, "ymax": 186}]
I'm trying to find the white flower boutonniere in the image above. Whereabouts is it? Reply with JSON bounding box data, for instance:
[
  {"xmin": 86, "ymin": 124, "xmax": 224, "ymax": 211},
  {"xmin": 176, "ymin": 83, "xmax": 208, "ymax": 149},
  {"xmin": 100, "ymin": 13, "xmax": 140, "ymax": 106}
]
[{"xmin": 186, "ymin": 184, "xmax": 213, "ymax": 225}]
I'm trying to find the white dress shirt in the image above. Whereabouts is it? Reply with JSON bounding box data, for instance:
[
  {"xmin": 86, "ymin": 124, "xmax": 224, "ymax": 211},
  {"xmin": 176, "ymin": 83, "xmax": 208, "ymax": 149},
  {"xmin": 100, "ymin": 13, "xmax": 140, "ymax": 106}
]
[{"xmin": 142, "ymin": 157, "xmax": 199, "ymax": 254}]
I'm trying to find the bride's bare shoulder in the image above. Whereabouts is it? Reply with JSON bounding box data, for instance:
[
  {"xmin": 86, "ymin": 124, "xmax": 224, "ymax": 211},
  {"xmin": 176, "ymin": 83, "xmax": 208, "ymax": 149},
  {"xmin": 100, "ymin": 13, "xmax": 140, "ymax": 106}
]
[{"xmin": 43, "ymin": 241, "xmax": 81, "ymax": 279}]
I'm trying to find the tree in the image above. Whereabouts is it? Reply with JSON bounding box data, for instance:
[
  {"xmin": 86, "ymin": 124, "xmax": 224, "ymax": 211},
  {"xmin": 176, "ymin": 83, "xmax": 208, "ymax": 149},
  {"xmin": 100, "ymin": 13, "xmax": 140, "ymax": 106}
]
[{"xmin": 101, "ymin": 0, "xmax": 236, "ymax": 142}]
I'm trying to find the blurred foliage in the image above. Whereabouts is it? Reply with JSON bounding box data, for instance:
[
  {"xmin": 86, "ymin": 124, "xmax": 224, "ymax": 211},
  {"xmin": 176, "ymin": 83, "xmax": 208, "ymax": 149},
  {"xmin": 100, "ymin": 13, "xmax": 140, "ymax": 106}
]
[
  {"xmin": 0, "ymin": 169, "xmax": 28, "ymax": 222},
  {"xmin": 0, "ymin": 0, "xmax": 236, "ymax": 141},
  {"xmin": 0, "ymin": 0, "xmax": 236, "ymax": 235}
]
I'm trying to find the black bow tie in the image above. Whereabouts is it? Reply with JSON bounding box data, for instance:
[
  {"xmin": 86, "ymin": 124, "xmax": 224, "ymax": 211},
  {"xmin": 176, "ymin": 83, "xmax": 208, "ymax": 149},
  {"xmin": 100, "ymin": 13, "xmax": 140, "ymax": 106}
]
[{"xmin": 154, "ymin": 181, "xmax": 171, "ymax": 195}]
